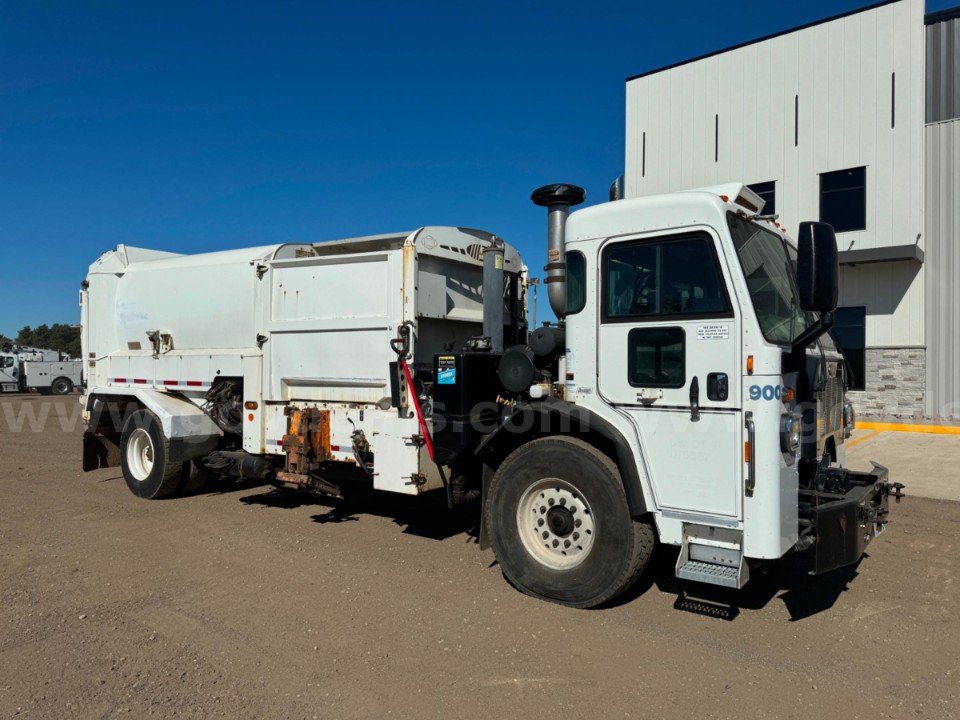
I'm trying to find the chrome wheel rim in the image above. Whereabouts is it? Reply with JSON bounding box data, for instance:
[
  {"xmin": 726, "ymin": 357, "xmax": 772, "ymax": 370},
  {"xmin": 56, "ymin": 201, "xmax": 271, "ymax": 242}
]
[
  {"xmin": 127, "ymin": 428, "xmax": 154, "ymax": 481},
  {"xmin": 516, "ymin": 478, "xmax": 596, "ymax": 570}
]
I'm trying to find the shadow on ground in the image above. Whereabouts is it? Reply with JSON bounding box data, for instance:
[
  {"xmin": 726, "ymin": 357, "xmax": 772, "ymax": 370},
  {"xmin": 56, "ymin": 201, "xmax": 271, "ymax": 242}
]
[
  {"xmin": 610, "ymin": 542, "xmax": 862, "ymax": 621},
  {"xmin": 239, "ymin": 483, "xmax": 479, "ymax": 542},
  {"xmin": 231, "ymin": 478, "xmax": 860, "ymax": 620}
]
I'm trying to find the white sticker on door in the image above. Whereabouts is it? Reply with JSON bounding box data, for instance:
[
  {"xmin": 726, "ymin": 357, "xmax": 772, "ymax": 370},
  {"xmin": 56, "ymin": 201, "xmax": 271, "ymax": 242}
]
[{"xmin": 697, "ymin": 324, "xmax": 729, "ymax": 340}]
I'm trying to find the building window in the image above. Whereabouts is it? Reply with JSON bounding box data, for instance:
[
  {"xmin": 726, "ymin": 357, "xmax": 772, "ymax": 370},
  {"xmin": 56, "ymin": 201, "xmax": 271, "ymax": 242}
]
[
  {"xmin": 829, "ymin": 306, "xmax": 866, "ymax": 391},
  {"xmin": 602, "ymin": 233, "xmax": 732, "ymax": 321},
  {"xmin": 820, "ymin": 167, "xmax": 866, "ymax": 233},
  {"xmin": 628, "ymin": 327, "xmax": 685, "ymax": 388},
  {"xmin": 748, "ymin": 181, "xmax": 776, "ymax": 215}
]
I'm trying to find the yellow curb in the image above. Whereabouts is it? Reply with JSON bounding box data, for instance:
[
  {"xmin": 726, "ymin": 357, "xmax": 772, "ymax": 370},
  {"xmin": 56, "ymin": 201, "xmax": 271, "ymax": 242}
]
[
  {"xmin": 845, "ymin": 430, "xmax": 880, "ymax": 448},
  {"xmin": 857, "ymin": 420, "xmax": 960, "ymax": 435}
]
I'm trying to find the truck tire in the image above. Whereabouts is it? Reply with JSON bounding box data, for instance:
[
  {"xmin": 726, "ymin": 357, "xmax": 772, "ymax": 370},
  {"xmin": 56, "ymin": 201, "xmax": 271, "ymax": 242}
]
[
  {"xmin": 119, "ymin": 410, "xmax": 184, "ymax": 499},
  {"xmin": 51, "ymin": 377, "xmax": 73, "ymax": 395},
  {"xmin": 485, "ymin": 436, "xmax": 655, "ymax": 608}
]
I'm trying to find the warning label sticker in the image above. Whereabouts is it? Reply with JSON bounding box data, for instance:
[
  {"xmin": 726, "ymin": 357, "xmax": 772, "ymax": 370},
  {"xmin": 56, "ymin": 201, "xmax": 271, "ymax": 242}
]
[
  {"xmin": 437, "ymin": 356, "xmax": 457, "ymax": 384},
  {"xmin": 697, "ymin": 325, "xmax": 730, "ymax": 340}
]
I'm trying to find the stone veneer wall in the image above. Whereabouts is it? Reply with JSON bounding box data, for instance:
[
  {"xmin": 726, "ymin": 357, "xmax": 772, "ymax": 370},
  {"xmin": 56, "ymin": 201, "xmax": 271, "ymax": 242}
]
[{"xmin": 846, "ymin": 347, "xmax": 926, "ymax": 418}]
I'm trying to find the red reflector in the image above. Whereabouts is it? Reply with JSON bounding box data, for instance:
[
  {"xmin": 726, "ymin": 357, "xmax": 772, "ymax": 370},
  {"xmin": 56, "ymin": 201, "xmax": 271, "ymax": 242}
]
[
  {"xmin": 114, "ymin": 378, "xmax": 126, "ymax": 383},
  {"xmin": 276, "ymin": 440, "xmax": 283, "ymax": 446},
  {"xmin": 186, "ymin": 381, "xmax": 202, "ymax": 387},
  {"xmin": 566, "ymin": 373, "xmax": 574, "ymax": 381},
  {"xmin": 163, "ymin": 380, "xmax": 178, "ymax": 386},
  {"xmin": 330, "ymin": 445, "xmax": 340, "ymax": 452},
  {"xmin": 134, "ymin": 379, "xmax": 148, "ymax": 384}
]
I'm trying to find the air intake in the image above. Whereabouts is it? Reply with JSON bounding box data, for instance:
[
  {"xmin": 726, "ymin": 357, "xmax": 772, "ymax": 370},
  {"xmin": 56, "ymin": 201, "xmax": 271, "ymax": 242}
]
[{"xmin": 531, "ymin": 184, "xmax": 586, "ymax": 319}]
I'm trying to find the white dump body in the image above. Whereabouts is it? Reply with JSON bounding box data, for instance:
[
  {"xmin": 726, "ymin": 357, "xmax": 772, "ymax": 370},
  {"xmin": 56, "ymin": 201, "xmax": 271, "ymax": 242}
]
[{"xmin": 82, "ymin": 228, "xmax": 525, "ymax": 494}]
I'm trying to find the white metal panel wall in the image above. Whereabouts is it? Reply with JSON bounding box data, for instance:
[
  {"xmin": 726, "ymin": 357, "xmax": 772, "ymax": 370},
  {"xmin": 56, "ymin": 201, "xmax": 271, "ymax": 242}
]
[
  {"xmin": 625, "ymin": 0, "xmax": 926, "ymax": 346},
  {"xmin": 925, "ymin": 118, "xmax": 960, "ymax": 417},
  {"xmin": 838, "ymin": 262, "xmax": 924, "ymax": 347}
]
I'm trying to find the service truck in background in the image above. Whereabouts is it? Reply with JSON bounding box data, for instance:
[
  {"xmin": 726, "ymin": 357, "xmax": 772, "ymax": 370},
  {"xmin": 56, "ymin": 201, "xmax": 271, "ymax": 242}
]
[
  {"xmin": 80, "ymin": 182, "xmax": 901, "ymax": 608},
  {"xmin": 0, "ymin": 348, "xmax": 82, "ymax": 395}
]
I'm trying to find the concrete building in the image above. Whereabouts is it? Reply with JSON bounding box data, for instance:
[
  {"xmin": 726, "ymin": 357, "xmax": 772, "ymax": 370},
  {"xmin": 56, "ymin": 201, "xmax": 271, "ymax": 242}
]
[{"xmin": 623, "ymin": 0, "xmax": 960, "ymax": 417}]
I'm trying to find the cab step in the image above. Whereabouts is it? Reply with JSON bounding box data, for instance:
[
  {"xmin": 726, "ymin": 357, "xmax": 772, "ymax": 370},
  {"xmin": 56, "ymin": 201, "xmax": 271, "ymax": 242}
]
[
  {"xmin": 675, "ymin": 524, "xmax": 749, "ymax": 589},
  {"xmin": 676, "ymin": 559, "xmax": 742, "ymax": 588}
]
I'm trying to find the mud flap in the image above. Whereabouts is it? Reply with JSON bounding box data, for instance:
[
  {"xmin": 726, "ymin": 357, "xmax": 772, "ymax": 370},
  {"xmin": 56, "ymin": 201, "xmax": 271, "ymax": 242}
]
[{"xmin": 82, "ymin": 432, "xmax": 121, "ymax": 471}]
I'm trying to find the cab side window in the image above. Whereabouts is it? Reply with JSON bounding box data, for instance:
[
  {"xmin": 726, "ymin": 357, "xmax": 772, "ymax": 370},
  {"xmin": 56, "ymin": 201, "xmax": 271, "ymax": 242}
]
[
  {"xmin": 1, "ymin": 357, "xmax": 13, "ymax": 369},
  {"xmin": 602, "ymin": 234, "xmax": 731, "ymax": 321}
]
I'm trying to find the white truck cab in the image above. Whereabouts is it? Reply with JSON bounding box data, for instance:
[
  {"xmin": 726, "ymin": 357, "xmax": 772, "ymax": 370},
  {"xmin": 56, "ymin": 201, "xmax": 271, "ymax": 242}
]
[
  {"xmin": 80, "ymin": 183, "xmax": 899, "ymax": 608},
  {"xmin": 553, "ymin": 184, "xmax": 879, "ymax": 585}
]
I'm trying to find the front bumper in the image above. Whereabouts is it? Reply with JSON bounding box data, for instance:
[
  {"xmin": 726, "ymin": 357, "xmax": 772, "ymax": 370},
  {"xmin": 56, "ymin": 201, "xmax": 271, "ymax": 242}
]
[{"xmin": 805, "ymin": 462, "xmax": 904, "ymax": 575}]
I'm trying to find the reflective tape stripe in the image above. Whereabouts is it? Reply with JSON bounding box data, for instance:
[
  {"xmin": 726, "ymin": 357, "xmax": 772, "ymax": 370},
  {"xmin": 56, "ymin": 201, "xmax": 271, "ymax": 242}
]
[{"xmin": 107, "ymin": 378, "xmax": 212, "ymax": 388}]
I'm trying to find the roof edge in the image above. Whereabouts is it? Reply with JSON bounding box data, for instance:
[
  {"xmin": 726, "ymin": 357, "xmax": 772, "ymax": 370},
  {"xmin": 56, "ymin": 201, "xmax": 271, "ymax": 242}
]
[
  {"xmin": 925, "ymin": 4, "xmax": 960, "ymax": 24},
  {"xmin": 627, "ymin": 0, "xmax": 904, "ymax": 82}
]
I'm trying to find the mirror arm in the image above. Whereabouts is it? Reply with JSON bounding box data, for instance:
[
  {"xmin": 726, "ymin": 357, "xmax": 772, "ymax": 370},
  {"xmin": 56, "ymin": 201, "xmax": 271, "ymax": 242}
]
[{"xmin": 791, "ymin": 310, "xmax": 834, "ymax": 355}]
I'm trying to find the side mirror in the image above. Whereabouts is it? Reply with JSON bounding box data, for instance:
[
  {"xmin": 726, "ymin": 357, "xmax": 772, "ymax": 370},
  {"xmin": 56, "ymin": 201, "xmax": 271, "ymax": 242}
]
[{"xmin": 796, "ymin": 221, "xmax": 839, "ymax": 313}]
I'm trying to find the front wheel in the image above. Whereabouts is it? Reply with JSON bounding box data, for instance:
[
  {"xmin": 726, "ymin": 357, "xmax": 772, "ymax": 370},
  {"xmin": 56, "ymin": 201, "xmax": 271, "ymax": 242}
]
[{"xmin": 485, "ymin": 436, "xmax": 655, "ymax": 608}]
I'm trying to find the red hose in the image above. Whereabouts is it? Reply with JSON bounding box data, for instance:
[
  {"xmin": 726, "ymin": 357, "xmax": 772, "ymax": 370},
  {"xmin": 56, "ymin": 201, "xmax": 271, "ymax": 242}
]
[{"xmin": 399, "ymin": 357, "xmax": 435, "ymax": 461}]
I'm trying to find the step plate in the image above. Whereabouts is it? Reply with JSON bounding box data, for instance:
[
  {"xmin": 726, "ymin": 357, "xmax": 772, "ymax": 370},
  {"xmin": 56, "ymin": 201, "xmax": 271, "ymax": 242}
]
[{"xmin": 677, "ymin": 559, "xmax": 741, "ymax": 588}]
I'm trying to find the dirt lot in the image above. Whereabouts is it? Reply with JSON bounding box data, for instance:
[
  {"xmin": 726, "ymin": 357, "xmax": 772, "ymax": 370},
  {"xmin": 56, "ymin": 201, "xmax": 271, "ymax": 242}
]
[{"xmin": 1, "ymin": 395, "xmax": 958, "ymax": 719}]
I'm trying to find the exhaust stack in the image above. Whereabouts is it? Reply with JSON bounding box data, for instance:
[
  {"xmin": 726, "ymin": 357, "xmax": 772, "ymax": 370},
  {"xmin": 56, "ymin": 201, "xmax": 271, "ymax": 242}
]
[
  {"xmin": 531, "ymin": 184, "xmax": 586, "ymax": 319},
  {"xmin": 483, "ymin": 237, "xmax": 505, "ymax": 354}
]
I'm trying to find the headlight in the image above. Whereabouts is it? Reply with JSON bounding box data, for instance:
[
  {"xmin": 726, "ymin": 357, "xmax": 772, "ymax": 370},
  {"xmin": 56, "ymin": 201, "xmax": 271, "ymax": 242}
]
[
  {"xmin": 780, "ymin": 412, "xmax": 801, "ymax": 454},
  {"xmin": 842, "ymin": 399, "xmax": 856, "ymax": 439}
]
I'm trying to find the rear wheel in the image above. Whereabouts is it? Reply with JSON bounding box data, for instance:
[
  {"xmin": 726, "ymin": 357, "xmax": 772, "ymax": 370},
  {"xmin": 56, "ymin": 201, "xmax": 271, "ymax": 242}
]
[
  {"xmin": 486, "ymin": 436, "xmax": 655, "ymax": 608},
  {"xmin": 51, "ymin": 377, "xmax": 72, "ymax": 395},
  {"xmin": 120, "ymin": 410, "xmax": 183, "ymax": 499}
]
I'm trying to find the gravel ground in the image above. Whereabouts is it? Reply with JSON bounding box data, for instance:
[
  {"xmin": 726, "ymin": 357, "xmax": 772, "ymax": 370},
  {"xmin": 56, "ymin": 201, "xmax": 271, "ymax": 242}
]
[{"xmin": 1, "ymin": 395, "xmax": 958, "ymax": 719}]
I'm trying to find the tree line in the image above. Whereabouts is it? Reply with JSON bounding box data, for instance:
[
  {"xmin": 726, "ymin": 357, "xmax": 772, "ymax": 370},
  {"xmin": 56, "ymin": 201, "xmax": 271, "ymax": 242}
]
[{"xmin": 1, "ymin": 324, "xmax": 82, "ymax": 358}]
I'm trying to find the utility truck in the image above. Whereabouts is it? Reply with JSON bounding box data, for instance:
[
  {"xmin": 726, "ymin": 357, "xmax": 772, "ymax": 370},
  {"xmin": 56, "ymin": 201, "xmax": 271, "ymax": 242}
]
[
  {"xmin": 1, "ymin": 348, "xmax": 81, "ymax": 395},
  {"xmin": 80, "ymin": 183, "xmax": 901, "ymax": 608}
]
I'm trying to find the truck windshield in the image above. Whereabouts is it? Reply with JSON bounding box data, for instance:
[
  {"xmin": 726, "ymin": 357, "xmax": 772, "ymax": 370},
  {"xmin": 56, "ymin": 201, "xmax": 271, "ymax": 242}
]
[{"xmin": 727, "ymin": 212, "xmax": 808, "ymax": 345}]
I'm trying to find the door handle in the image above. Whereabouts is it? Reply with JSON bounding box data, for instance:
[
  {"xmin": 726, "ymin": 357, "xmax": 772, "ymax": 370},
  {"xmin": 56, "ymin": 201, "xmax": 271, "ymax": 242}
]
[
  {"xmin": 745, "ymin": 411, "xmax": 756, "ymax": 497},
  {"xmin": 689, "ymin": 376, "xmax": 700, "ymax": 422},
  {"xmin": 707, "ymin": 372, "xmax": 728, "ymax": 401}
]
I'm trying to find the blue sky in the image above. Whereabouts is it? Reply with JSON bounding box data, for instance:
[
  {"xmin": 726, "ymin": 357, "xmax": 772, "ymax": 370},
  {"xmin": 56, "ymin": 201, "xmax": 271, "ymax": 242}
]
[{"xmin": 0, "ymin": 0, "xmax": 953, "ymax": 335}]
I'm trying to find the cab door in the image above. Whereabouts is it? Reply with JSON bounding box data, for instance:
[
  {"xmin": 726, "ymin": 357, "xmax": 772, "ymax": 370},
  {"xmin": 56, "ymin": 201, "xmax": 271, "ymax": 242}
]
[
  {"xmin": 0, "ymin": 355, "xmax": 19, "ymax": 387},
  {"xmin": 597, "ymin": 228, "xmax": 742, "ymax": 518}
]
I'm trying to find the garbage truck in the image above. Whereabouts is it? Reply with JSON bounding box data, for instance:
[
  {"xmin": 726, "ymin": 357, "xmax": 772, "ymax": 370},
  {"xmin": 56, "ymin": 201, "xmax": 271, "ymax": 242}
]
[{"xmin": 80, "ymin": 182, "xmax": 901, "ymax": 608}]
